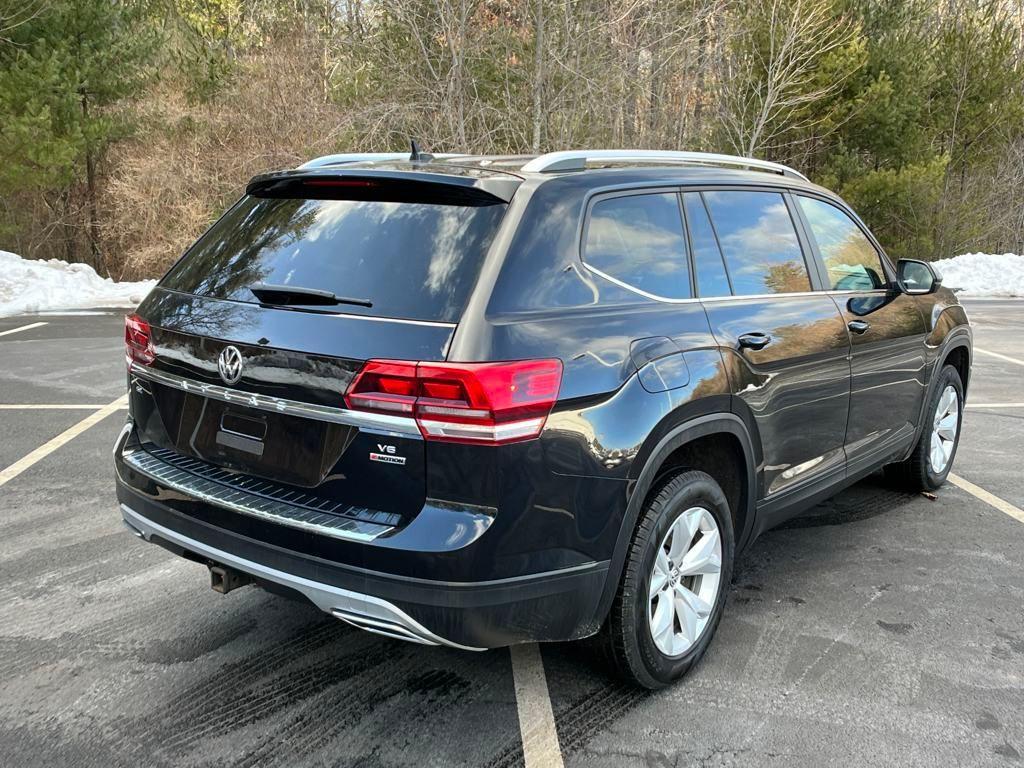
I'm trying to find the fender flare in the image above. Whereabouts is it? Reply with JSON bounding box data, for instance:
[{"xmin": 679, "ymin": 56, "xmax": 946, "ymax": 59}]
[
  {"xmin": 594, "ymin": 412, "xmax": 758, "ymax": 625},
  {"xmin": 908, "ymin": 331, "xmax": 972, "ymax": 452}
]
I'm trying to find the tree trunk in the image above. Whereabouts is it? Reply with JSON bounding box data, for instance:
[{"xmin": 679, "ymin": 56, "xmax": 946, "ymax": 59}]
[
  {"xmin": 81, "ymin": 92, "xmax": 105, "ymax": 276},
  {"xmin": 532, "ymin": 0, "xmax": 544, "ymax": 153}
]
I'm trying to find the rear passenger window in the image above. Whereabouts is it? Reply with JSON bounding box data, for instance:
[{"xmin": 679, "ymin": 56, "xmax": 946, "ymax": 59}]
[
  {"xmin": 583, "ymin": 192, "xmax": 691, "ymax": 299},
  {"xmin": 702, "ymin": 191, "xmax": 810, "ymax": 295},
  {"xmin": 797, "ymin": 196, "xmax": 888, "ymax": 291},
  {"xmin": 682, "ymin": 193, "xmax": 731, "ymax": 297}
]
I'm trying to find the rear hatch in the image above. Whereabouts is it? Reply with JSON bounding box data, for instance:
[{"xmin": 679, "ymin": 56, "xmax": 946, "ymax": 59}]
[{"xmin": 127, "ymin": 169, "xmax": 514, "ymax": 523}]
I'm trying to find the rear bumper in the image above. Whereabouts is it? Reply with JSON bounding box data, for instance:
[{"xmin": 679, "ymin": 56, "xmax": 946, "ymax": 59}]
[{"xmin": 116, "ymin": 477, "xmax": 608, "ymax": 650}]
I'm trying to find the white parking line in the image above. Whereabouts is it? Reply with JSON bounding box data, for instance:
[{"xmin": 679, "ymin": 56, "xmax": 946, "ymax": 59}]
[
  {"xmin": 965, "ymin": 402, "xmax": 1024, "ymax": 409},
  {"xmin": 0, "ymin": 404, "xmax": 129, "ymax": 410},
  {"xmin": 0, "ymin": 394, "xmax": 128, "ymax": 489},
  {"xmin": 974, "ymin": 347, "xmax": 1024, "ymax": 367},
  {"xmin": 0, "ymin": 321, "xmax": 47, "ymax": 338},
  {"xmin": 948, "ymin": 474, "xmax": 1024, "ymax": 524},
  {"xmin": 510, "ymin": 643, "xmax": 565, "ymax": 768}
]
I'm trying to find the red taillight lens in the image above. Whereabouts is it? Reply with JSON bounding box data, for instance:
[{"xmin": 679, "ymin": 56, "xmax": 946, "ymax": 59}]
[
  {"xmin": 344, "ymin": 360, "xmax": 418, "ymax": 414},
  {"xmin": 124, "ymin": 313, "xmax": 155, "ymax": 366},
  {"xmin": 345, "ymin": 359, "xmax": 563, "ymax": 444}
]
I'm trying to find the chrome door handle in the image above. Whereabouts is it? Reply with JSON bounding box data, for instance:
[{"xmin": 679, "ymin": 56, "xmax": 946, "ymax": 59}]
[
  {"xmin": 848, "ymin": 320, "xmax": 870, "ymax": 335},
  {"xmin": 737, "ymin": 332, "xmax": 772, "ymax": 350}
]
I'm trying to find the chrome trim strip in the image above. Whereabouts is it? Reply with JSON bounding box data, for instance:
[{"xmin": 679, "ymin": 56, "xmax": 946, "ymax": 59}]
[
  {"xmin": 323, "ymin": 313, "xmax": 456, "ymax": 329},
  {"xmin": 122, "ymin": 447, "xmax": 393, "ymax": 542},
  {"xmin": 120, "ymin": 503, "xmax": 485, "ymax": 651},
  {"xmin": 521, "ymin": 150, "xmax": 808, "ymax": 180},
  {"xmin": 583, "ymin": 262, "xmax": 699, "ymax": 304},
  {"xmin": 580, "ymin": 267, "xmax": 897, "ymax": 306},
  {"xmin": 128, "ymin": 363, "xmax": 422, "ymax": 438}
]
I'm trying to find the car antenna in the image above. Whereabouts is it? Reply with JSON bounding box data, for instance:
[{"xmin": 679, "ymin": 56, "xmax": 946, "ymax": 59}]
[{"xmin": 409, "ymin": 139, "xmax": 433, "ymax": 163}]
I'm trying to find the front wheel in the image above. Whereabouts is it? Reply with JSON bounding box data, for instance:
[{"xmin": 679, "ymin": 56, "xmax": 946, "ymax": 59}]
[
  {"xmin": 598, "ymin": 470, "xmax": 734, "ymax": 689},
  {"xmin": 885, "ymin": 364, "xmax": 964, "ymax": 491}
]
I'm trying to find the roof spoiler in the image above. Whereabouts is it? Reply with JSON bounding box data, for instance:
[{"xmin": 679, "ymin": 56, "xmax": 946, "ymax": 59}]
[{"xmin": 246, "ymin": 167, "xmax": 520, "ymax": 204}]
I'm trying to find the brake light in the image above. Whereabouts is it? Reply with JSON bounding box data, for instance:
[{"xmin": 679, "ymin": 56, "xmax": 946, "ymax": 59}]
[
  {"xmin": 124, "ymin": 313, "xmax": 155, "ymax": 366},
  {"xmin": 344, "ymin": 360, "xmax": 418, "ymax": 414},
  {"xmin": 345, "ymin": 359, "xmax": 563, "ymax": 444},
  {"xmin": 304, "ymin": 179, "xmax": 378, "ymax": 188}
]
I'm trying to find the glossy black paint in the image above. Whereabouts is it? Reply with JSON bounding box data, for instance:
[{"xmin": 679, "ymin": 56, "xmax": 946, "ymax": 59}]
[{"xmin": 116, "ymin": 160, "xmax": 972, "ymax": 648}]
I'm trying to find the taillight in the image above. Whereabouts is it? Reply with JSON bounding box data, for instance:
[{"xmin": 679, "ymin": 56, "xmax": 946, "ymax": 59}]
[
  {"xmin": 124, "ymin": 313, "xmax": 155, "ymax": 366},
  {"xmin": 344, "ymin": 361, "xmax": 418, "ymax": 414},
  {"xmin": 345, "ymin": 359, "xmax": 563, "ymax": 444}
]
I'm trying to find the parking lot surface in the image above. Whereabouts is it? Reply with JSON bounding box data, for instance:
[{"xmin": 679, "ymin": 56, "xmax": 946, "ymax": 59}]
[{"xmin": 1, "ymin": 301, "xmax": 1022, "ymax": 767}]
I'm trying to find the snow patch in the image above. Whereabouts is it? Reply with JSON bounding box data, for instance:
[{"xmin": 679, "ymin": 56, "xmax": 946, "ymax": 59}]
[
  {"xmin": 935, "ymin": 252, "xmax": 1024, "ymax": 297},
  {"xmin": 0, "ymin": 251, "xmax": 155, "ymax": 318}
]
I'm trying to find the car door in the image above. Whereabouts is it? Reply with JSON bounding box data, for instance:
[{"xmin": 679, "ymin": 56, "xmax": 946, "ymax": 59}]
[
  {"xmin": 793, "ymin": 194, "xmax": 928, "ymax": 469},
  {"xmin": 686, "ymin": 189, "xmax": 852, "ymax": 503}
]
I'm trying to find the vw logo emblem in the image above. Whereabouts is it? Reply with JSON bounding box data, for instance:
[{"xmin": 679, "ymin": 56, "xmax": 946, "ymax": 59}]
[{"xmin": 217, "ymin": 345, "xmax": 244, "ymax": 385}]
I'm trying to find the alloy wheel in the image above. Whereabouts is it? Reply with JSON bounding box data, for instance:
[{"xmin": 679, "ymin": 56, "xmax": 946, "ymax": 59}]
[
  {"xmin": 647, "ymin": 506, "xmax": 723, "ymax": 657},
  {"xmin": 929, "ymin": 384, "xmax": 959, "ymax": 474}
]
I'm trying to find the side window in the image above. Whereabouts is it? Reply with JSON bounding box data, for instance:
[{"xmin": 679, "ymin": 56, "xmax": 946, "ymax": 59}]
[
  {"xmin": 682, "ymin": 193, "xmax": 731, "ymax": 297},
  {"xmin": 583, "ymin": 192, "xmax": 691, "ymax": 300},
  {"xmin": 797, "ymin": 196, "xmax": 888, "ymax": 291},
  {"xmin": 702, "ymin": 191, "xmax": 811, "ymax": 295}
]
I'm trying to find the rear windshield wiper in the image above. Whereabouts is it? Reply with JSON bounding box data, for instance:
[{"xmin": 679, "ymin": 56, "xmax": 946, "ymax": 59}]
[{"xmin": 249, "ymin": 283, "xmax": 373, "ymax": 308}]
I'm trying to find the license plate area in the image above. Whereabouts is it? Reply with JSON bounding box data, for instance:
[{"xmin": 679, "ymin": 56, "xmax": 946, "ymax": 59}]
[{"xmin": 174, "ymin": 394, "xmax": 352, "ymax": 487}]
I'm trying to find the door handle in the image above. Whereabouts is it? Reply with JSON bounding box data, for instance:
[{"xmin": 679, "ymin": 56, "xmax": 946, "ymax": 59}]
[
  {"xmin": 737, "ymin": 332, "xmax": 772, "ymax": 350},
  {"xmin": 848, "ymin": 320, "xmax": 870, "ymax": 335}
]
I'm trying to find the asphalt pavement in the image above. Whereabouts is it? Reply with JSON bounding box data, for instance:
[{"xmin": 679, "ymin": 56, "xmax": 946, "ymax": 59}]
[{"xmin": 0, "ymin": 300, "xmax": 1021, "ymax": 768}]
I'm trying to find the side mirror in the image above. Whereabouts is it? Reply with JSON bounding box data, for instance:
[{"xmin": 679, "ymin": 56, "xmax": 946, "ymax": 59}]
[{"xmin": 897, "ymin": 259, "xmax": 942, "ymax": 295}]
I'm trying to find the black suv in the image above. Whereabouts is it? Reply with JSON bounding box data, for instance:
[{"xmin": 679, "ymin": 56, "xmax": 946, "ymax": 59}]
[{"xmin": 115, "ymin": 149, "xmax": 971, "ymax": 688}]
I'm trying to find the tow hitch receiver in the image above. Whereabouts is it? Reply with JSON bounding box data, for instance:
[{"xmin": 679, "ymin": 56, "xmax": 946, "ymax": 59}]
[{"xmin": 209, "ymin": 564, "xmax": 251, "ymax": 594}]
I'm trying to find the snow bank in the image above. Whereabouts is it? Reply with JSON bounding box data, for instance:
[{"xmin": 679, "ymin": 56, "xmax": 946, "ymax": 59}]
[
  {"xmin": 0, "ymin": 251, "xmax": 155, "ymax": 317},
  {"xmin": 935, "ymin": 252, "xmax": 1024, "ymax": 297}
]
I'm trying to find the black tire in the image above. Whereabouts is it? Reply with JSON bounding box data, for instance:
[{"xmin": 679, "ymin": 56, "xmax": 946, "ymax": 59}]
[
  {"xmin": 884, "ymin": 364, "xmax": 964, "ymax": 491},
  {"xmin": 597, "ymin": 470, "xmax": 734, "ymax": 689}
]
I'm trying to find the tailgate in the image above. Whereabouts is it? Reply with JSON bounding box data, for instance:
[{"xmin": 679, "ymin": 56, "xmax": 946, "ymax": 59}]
[
  {"xmin": 125, "ymin": 175, "xmax": 508, "ymax": 524},
  {"xmin": 129, "ymin": 297, "xmax": 453, "ymax": 520}
]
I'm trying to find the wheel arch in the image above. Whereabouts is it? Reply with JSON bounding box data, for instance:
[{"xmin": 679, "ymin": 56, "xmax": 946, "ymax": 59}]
[
  {"xmin": 595, "ymin": 412, "xmax": 757, "ymax": 626},
  {"xmin": 904, "ymin": 331, "xmax": 971, "ymax": 462}
]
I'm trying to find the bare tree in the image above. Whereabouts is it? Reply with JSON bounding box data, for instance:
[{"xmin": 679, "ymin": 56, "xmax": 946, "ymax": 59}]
[{"xmin": 717, "ymin": 0, "xmax": 861, "ymax": 157}]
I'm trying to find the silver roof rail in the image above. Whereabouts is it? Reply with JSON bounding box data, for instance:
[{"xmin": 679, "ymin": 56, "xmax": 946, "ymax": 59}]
[
  {"xmin": 519, "ymin": 150, "xmax": 808, "ymax": 181},
  {"xmin": 298, "ymin": 152, "xmax": 468, "ymax": 169}
]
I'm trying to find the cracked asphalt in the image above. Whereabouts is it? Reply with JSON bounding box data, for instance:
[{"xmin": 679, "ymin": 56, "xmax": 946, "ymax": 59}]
[{"xmin": 0, "ymin": 300, "xmax": 1022, "ymax": 768}]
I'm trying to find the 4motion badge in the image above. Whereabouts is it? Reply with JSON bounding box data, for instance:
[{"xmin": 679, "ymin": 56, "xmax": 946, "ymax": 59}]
[{"xmin": 370, "ymin": 443, "xmax": 406, "ymax": 466}]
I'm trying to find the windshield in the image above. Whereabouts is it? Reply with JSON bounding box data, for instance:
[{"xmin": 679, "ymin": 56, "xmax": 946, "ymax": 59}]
[{"xmin": 160, "ymin": 194, "xmax": 507, "ymax": 322}]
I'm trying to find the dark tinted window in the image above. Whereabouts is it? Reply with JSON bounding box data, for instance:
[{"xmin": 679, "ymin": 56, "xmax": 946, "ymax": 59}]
[
  {"xmin": 683, "ymin": 193, "xmax": 731, "ymax": 297},
  {"xmin": 703, "ymin": 191, "xmax": 810, "ymax": 295},
  {"xmin": 798, "ymin": 196, "xmax": 887, "ymax": 290},
  {"xmin": 160, "ymin": 195, "xmax": 506, "ymax": 322},
  {"xmin": 583, "ymin": 192, "xmax": 691, "ymax": 299}
]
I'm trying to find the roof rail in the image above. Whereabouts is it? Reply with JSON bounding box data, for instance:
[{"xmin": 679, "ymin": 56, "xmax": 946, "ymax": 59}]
[
  {"xmin": 519, "ymin": 150, "xmax": 808, "ymax": 181},
  {"xmin": 298, "ymin": 152, "xmax": 468, "ymax": 169}
]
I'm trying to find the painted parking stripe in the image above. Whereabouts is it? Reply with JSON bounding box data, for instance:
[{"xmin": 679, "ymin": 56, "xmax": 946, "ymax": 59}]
[
  {"xmin": 0, "ymin": 321, "xmax": 47, "ymax": 338},
  {"xmin": 510, "ymin": 643, "xmax": 565, "ymax": 768},
  {"xmin": 948, "ymin": 474, "xmax": 1024, "ymax": 524},
  {"xmin": 965, "ymin": 403, "xmax": 1024, "ymax": 409},
  {"xmin": 974, "ymin": 347, "xmax": 1024, "ymax": 367},
  {"xmin": 0, "ymin": 394, "xmax": 128, "ymax": 489},
  {"xmin": 0, "ymin": 404, "xmax": 129, "ymax": 410}
]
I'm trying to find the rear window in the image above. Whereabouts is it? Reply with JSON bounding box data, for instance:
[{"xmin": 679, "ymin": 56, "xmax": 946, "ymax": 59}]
[
  {"xmin": 161, "ymin": 194, "xmax": 507, "ymax": 322},
  {"xmin": 583, "ymin": 192, "xmax": 691, "ymax": 300}
]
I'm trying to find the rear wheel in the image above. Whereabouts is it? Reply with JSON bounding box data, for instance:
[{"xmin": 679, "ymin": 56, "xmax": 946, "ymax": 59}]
[
  {"xmin": 885, "ymin": 364, "xmax": 964, "ymax": 491},
  {"xmin": 598, "ymin": 470, "xmax": 734, "ymax": 689}
]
